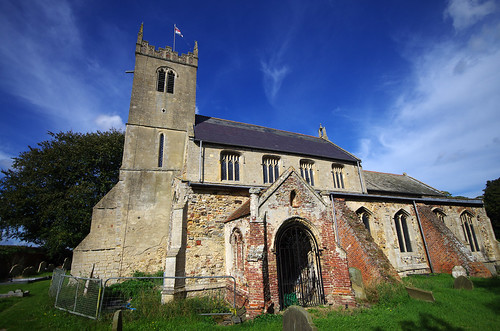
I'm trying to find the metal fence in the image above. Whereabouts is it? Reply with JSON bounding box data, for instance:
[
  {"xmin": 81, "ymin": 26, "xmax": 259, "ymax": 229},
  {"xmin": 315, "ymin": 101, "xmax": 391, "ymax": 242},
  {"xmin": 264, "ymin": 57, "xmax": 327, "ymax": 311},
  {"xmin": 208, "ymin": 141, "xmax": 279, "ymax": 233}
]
[
  {"xmin": 53, "ymin": 273, "xmax": 103, "ymax": 319},
  {"xmin": 50, "ymin": 270, "xmax": 237, "ymax": 321},
  {"xmin": 99, "ymin": 276, "xmax": 236, "ymax": 319}
]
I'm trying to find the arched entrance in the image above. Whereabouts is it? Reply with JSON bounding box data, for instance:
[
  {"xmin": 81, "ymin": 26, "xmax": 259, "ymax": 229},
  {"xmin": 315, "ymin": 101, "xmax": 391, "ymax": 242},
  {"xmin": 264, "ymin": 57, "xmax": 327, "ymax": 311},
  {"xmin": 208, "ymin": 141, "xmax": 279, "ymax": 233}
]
[{"xmin": 276, "ymin": 221, "xmax": 325, "ymax": 309}]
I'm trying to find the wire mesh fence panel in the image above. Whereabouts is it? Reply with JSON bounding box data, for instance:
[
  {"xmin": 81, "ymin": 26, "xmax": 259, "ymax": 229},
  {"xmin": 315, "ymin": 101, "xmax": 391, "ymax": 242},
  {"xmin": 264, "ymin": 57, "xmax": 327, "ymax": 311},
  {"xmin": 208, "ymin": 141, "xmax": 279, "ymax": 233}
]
[
  {"xmin": 48, "ymin": 268, "xmax": 65, "ymax": 298},
  {"xmin": 99, "ymin": 276, "xmax": 236, "ymax": 319},
  {"xmin": 54, "ymin": 274, "xmax": 102, "ymax": 319}
]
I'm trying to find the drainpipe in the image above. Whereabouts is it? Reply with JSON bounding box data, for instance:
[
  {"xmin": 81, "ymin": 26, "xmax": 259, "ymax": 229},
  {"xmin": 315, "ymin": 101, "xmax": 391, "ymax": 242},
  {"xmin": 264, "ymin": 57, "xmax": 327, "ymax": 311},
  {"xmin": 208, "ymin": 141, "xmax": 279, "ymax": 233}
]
[
  {"xmin": 198, "ymin": 140, "xmax": 203, "ymax": 183},
  {"xmin": 330, "ymin": 194, "xmax": 340, "ymax": 247},
  {"xmin": 412, "ymin": 200, "xmax": 434, "ymax": 273},
  {"xmin": 356, "ymin": 161, "xmax": 366, "ymax": 193}
]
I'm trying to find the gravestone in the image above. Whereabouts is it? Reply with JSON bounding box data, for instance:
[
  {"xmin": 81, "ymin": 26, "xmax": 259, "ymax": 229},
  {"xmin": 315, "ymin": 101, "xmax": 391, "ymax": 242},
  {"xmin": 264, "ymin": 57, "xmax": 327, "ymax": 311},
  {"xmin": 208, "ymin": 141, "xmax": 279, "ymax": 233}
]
[
  {"xmin": 405, "ymin": 286, "xmax": 435, "ymax": 302},
  {"xmin": 38, "ymin": 261, "xmax": 47, "ymax": 273},
  {"xmin": 349, "ymin": 267, "xmax": 367, "ymax": 300},
  {"xmin": 452, "ymin": 266, "xmax": 467, "ymax": 279},
  {"xmin": 283, "ymin": 305, "xmax": 317, "ymax": 331},
  {"xmin": 112, "ymin": 310, "xmax": 122, "ymax": 331},
  {"xmin": 454, "ymin": 275, "xmax": 474, "ymax": 290},
  {"xmin": 62, "ymin": 257, "xmax": 71, "ymax": 270},
  {"xmin": 22, "ymin": 266, "xmax": 36, "ymax": 277},
  {"xmin": 9, "ymin": 264, "xmax": 23, "ymax": 277}
]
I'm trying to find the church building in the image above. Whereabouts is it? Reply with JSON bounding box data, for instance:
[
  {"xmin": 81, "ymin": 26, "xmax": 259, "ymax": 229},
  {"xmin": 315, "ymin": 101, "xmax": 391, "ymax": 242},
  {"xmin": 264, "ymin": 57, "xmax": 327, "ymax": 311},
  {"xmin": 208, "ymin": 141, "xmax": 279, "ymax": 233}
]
[{"xmin": 72, "ymin": 25, "xmax": 499, "ymax": 317}]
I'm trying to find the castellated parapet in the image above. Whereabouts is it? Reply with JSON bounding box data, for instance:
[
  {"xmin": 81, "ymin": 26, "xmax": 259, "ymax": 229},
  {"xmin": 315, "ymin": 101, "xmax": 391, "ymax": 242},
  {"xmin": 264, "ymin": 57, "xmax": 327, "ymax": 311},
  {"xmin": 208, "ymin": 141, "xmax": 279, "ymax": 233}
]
[{"xmin": 136, "ymin": 23, "xmax": 198, "ymax": 68}]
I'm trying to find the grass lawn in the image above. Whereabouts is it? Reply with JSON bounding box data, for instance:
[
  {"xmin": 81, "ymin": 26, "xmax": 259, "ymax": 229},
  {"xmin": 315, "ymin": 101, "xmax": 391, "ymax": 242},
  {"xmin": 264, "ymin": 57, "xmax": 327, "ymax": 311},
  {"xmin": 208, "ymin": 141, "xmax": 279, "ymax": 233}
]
[{"xmin": 0, "ymin": 274, "xmax": 498, "ymax": 330}]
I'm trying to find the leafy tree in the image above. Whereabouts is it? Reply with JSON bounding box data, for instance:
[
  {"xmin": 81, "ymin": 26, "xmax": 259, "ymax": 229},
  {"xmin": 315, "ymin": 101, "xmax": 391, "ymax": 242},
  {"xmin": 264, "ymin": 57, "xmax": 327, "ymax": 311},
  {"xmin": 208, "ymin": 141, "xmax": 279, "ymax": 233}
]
[
  {"xmin": 483, "ymin": 177, "xmax": 500, "ymax": 239},
  {"xmin": 0, "ymin": 130, "xmax": 124, "ymax": 259}
]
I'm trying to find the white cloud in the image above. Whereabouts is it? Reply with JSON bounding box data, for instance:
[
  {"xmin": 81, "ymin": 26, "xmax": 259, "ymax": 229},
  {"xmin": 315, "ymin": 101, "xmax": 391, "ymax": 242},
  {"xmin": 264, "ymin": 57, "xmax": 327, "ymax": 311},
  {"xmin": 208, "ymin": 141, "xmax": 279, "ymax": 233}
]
[
  {"xmin": 358, "ymin": 8, "xmax": 500, "ymax": 197},
  {"xmin": 260, "ymin": 61, "xmax": 290, "ymax": 103},
  {"xmin": 0, "ymin": 0, "xmax": 129, "ymax": 133},
  {"xmin": 95, "ymin": 115, "xmax": 125, "ymax": 131},
  {"xmin": 0, "ymin": 150, "xmax": 13, "ymax": 170},
  {"xmin": 445, "ymin": 0, "xmax": 496, "ymax": 31}
]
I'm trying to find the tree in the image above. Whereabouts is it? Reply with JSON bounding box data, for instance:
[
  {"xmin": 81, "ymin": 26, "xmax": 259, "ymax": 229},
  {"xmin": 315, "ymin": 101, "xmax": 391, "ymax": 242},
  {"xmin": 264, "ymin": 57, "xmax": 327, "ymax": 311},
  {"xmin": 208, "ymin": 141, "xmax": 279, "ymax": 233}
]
[
  {"xmin": 483, "ymin": 177, "xmax": 500, "ymax": 240},
  {"xmin": 0, "ymin": 130, "xmax": 124, "ymax": 259}
]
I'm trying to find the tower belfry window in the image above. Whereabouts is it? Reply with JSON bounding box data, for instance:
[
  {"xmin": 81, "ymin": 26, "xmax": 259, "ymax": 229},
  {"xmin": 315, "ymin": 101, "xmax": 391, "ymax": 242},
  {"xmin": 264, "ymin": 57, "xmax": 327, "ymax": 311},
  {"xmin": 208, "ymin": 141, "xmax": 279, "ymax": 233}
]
[
  {"xmin": 167, "ymin": 71, "xmax": 175, "ymax": 93},
  {"xmin": 157, "ymin": 68, "xmax": 175, "ymax": 93},
  {"xmin": 157, "ymin": 69, "xmax": 166, "ymax": 92}
]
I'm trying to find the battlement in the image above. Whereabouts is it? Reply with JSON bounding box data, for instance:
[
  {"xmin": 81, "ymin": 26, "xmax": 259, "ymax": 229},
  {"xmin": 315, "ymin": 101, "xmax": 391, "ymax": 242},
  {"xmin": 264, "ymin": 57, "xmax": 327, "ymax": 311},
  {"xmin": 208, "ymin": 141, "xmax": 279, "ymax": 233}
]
[{"xmin": 136, "ymin": 23, "xmax": 198, "ymax": 68}]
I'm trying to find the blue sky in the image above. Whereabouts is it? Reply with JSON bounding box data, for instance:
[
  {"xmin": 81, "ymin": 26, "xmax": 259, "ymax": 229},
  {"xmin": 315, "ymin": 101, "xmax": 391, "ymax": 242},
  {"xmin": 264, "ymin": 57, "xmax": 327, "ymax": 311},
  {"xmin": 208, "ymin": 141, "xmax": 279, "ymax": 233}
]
[{"xmin": 0, "ymin": 0, "xmax": 499, "ymax": 200}]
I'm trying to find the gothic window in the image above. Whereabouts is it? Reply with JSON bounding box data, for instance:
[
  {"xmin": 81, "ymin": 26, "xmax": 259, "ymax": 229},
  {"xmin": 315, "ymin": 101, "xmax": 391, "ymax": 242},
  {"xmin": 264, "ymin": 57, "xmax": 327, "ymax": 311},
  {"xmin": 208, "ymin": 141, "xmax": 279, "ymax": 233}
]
[
  {"xmin": 221, "ymin": 152, "xmax": 240, "ymax": 181},
  {"xmin": 231, "ymin": 228, "xmax": 244, "ymax": 272},
  {"xmin": 332, "ymin": 164, "xmax": 345, "ymax": 189},
  {"xmin": 157, "ymin": 69, "xmax": 166, "ymax": 92},
  {"xmin": 300, "ymin": 160, "xmax": 315, "ymax": 186},
  {"xmin": 166, "ymin": 71, "xmax": 175, "ymax": 93},
  {"xmin": 356, "ymin": 207, "xmax": 371, "ymax": 233},
  {"xmin": 394, "ymin": 210, "xmax": 412, "ymax": 252},
  {"xmin": 157, "ymin": 68, "xmax": 175, "ymax": 93},
  {"xmin": 461, "ymin": 212, "xmax": 480, "ymax": 252},
  {"xmin": 433, "ymin": 209, "xmax": 446, "ymax": 222},
  {"xmin": 263, "ymin": 156, "xmax": 280, "ymax": 184},
  {"xmin": 158, "ymin": 134, "xmax": 164, "ymax": 167}
]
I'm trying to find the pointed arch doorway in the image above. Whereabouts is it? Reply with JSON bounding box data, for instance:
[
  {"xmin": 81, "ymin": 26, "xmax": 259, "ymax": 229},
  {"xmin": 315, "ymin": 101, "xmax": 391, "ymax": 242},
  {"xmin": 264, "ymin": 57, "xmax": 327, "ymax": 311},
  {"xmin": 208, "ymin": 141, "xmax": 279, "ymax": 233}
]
[{"xmin": 276, "ymin": 220, "xmax": 325, "ymax": 309}]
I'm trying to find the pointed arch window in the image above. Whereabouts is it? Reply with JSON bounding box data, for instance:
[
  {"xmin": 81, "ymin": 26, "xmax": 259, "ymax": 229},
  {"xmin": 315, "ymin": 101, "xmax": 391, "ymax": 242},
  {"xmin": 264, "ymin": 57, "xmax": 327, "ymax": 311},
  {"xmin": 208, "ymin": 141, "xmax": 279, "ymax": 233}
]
[
  {"xmin": 263, "ymin": 156, "xmax": 280, "ymax": 184},
  {"xmin": 356, "ymin": 207, "xmax": 371, "ymax": 233},
  {"xmin": 157, "ymin": 68, "xmax": 175, "ymax": 94},
  {"xmin": 394, "ymin": 210, "xmax": 412, "ymax": 252},
  {"xmin": 231, "ymin": 228, "xmax": 244, "ymax": 272},
  {"xmin": 221, "ymin": 152, "xmax": 240, "ymax": 181},
  {"xmin": 332, "ymin": 164, "xmax": 345, "ymax": 189},
  {"xmin": 461, "ymin": 212, "xmax": 480, "ymax": 252},
  {"xmin": 433, "ymin": 209, "xmax": 446, "ymax": 223},
  {"xmin": 300, "ymin": 160, "xmax": 315, "ymax": 186}
]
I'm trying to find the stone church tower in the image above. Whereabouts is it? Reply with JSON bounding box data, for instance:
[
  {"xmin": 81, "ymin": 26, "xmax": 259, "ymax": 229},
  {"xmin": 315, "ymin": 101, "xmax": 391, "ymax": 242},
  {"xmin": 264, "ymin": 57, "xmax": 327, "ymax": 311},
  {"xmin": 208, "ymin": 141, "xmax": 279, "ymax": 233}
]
[{"xmin": 72, "ymin": 25, "xmax": 199, "ymax": 286}]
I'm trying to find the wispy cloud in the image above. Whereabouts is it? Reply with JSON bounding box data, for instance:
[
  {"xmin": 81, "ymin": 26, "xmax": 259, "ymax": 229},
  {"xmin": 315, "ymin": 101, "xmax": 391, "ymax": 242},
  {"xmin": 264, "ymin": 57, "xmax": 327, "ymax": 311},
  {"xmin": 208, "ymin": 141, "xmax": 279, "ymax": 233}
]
[
  {"xmin": 445, "ymin": 0, "xmax": 496, "ymax": 31},
  {"xmin": 357, "ymin": 2, "xmax": 500, "ymax": 197},
  {"xmin": 260, "ymin": 61, "xmax": 290, "ymax": 103},
  {"xmin": 0, "ymin": 0, "xmax": 126, "ymax": 133}
]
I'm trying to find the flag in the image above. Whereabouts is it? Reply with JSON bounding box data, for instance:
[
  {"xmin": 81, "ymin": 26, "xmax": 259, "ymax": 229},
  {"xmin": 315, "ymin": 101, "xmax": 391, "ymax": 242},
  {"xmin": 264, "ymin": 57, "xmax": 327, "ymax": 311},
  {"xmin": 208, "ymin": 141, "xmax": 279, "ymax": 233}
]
[{"xmin": 174, "ymin": 25, "xmax": 183, "ymax": 37}]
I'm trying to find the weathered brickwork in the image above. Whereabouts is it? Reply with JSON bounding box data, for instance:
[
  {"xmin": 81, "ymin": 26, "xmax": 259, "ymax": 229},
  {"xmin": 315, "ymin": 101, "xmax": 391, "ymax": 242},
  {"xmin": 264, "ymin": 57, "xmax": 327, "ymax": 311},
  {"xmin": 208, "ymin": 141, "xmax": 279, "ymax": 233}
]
[
  {"xmin": 335, "ymin": 198, "xmax": 401, "ymax": 285},
  {"xmin": 416, "ymin": 204, "xmax": 492, "ymax": 277}
]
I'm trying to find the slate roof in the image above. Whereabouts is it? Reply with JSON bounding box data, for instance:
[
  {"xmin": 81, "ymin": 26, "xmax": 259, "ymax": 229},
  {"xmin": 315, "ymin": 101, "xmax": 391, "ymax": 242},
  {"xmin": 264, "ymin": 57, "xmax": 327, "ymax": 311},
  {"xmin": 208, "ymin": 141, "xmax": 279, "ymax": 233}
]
[
  {"xmin": 194, "ymin": 115, "xmax": 359, "ymax": 162},
  {"xmin": 363, "ymin": 171, "xmax": 444, "ymax": 197}
]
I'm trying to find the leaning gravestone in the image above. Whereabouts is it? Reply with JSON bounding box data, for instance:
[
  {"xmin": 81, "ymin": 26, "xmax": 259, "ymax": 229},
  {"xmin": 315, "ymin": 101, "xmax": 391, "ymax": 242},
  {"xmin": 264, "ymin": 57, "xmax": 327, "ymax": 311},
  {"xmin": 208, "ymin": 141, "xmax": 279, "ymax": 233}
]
[
  {"xmin": 349, "ymin": 267, "xmax": 367, "ymax": 300},
  {"xmin": 38, "ymin": 261, "xmax": 47, "ymax": 273},
  {"xmin": 452, "ymin": 266, "xmax": 467, "ymax": 279},
  {"xmin": 283, "ymin": 305, "xmax": 317, "ymax": 331},
  {"xmin": 405, "ymin": 286, "xmax": 435, "ymax": 302},
  {"xmin": 22, "ymin": 266, "xmax": 37, "ymax": 277},
  {"xmin": 9, "ymin": 264, "xmax": 23, "ymax": 277},
  {"xmin": 112, "ymin": 310, "xmax": 123, "ymax": 331},
  {"xmin": 454, "ymin": 275, "xmax": 474, "ymax": 290}
]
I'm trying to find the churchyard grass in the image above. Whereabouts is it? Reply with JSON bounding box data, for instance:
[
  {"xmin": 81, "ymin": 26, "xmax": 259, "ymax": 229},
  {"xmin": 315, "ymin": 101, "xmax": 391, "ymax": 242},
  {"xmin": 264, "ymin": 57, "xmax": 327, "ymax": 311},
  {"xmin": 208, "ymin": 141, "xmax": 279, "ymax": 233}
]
[{"xmin": 0, "ymin": 274, "xmax": 499, "ymax": 330}]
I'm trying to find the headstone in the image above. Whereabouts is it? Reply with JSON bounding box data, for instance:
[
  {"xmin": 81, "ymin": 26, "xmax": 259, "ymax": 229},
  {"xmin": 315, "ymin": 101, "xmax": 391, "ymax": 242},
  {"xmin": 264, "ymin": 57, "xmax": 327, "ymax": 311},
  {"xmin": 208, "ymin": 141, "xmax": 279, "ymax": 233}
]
[
  {"xmin": 22, "ymin": 266, "xmax": 36, "ymax": 277},
  {"xmin": 47, "ymin": 264, "xmax": 55, "ymax": 272},
  {"xmin": 9, "ymin": 264, "xmax": 23, "ymax": 277},
  {"xmin": 452, "ymin": 266, "xmax": 467, "ymax": 279},
  {"xmin": 112, "ymin": 310, "xmax": 123, "ymax": 331},
  {"xmin": 349, "ymin": 267, "xmax": 367, "ymax": 300},
  {"xmin": 283, "ymin": 305, "xmax": 317, "ymax": 331},
  {"xmin": 38, "ymin": 261, "xmax": 47, "ymax": 273},
  {"xmin": 62, "ymin": 257, "xmax": 72, "ymax": 270},
  {"xmin": 405, "ymin": 286, "xmax": 435, "ymax": 302},
  {"xmin": 454, "ymin": 275, "xmax": 474, "ymax": 290}
]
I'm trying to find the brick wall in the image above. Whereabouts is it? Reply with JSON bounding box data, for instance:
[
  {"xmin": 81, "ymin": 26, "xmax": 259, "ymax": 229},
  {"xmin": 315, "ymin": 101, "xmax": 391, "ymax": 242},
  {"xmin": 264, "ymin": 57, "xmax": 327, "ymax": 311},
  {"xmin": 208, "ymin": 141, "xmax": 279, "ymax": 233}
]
[
  {"xmin": 417, "ymin": 204, "xmax": 491, "ymax": 277},
  {"xmin": 335, "ymin": 198, "xmax": 400, "ymax": 285}
]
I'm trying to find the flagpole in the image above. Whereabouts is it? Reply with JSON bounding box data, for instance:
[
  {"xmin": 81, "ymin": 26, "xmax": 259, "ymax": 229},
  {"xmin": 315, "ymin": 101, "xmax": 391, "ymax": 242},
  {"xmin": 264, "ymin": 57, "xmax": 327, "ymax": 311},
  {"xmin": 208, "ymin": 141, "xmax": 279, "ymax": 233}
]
[{"xmin": 173, "ymin": 24, "xmax": 176, "ymax": 52}]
